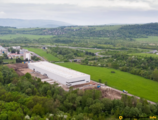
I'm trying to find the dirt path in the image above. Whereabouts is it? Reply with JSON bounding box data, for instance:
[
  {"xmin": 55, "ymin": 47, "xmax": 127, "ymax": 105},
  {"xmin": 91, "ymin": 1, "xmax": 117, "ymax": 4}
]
[{"xmin": 91, "ymin": 80, "xmax": 156, "ymax": 104}]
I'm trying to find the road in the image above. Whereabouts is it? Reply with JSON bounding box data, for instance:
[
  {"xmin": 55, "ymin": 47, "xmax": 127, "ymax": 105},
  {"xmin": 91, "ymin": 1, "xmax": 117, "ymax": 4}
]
[
  {"xmin": 30, "ymin": 52, "xmax": 47, "ymax": 61},
  {"xmin": 91, "ymin": 80, "xmax": 156, "ymax": 104}
]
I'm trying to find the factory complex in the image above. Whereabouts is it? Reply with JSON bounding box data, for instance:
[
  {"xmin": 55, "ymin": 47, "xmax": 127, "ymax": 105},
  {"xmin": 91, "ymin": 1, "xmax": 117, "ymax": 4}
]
[{"xmin": 28, "ymin": 61, "xmax": 90, "ymax": 87}]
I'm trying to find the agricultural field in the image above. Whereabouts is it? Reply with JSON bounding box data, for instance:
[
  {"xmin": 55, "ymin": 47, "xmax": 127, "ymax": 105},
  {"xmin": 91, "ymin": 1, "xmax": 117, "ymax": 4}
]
[
  {"xmin": 0, "ymin": 34, "xmax": 53, "ymax": 40},
  {"xmin": 129, "ymin": 53, "xmax": 158, "ymax": 57},
  {"xmin": 76, "ymin": 48, "xmax": 102, "ymax": 53},
  {"xmin": 57, "ymin": 62, "xmax": 158, "ymax": 102},
  {"xmin": 135, "ymin": 36, "xmax": 158, "ymax": 43},
  {"xmin": 24, "ymin": 47, "xmax": 60, "ymax": 61}
]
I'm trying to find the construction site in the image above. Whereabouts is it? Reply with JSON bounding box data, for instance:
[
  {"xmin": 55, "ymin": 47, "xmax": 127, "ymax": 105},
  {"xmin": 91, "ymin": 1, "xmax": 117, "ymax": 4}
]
[{"xmin": 7, "ymin": 62, "xmax": 122, "ymax": 100}]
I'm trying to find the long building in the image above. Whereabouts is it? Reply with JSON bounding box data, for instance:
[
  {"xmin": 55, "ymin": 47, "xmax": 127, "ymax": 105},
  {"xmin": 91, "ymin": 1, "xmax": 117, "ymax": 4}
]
[{"xmin": 28, "ymin": 61, "xmax": 90, "ymax": 86}]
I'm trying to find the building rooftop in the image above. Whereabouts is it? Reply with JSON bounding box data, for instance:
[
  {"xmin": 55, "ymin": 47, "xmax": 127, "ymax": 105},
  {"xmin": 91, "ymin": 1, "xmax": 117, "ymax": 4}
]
[
  {"xmin": 29, "ymin": 61, "xmax": 90, "ymax": 79},
  {"xmin": 0, "ymin": 46, "xmax": 6, "ymax": 50}
]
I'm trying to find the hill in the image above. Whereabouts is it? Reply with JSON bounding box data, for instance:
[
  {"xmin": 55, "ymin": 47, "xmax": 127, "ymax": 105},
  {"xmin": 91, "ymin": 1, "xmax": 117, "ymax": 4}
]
[{"xmin": 0, "ymin": 18, "xmax": 71, "ymax": 28}]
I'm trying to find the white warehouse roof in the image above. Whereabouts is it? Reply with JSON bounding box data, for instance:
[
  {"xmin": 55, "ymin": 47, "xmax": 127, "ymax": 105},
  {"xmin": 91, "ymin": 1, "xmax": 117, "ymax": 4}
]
[{"xmin": 28, "ymin": 61, "xmax": 90, "ymax": 79}]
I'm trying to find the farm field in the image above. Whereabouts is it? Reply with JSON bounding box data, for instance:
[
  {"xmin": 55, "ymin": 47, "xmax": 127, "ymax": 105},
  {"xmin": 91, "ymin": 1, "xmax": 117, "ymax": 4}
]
[
  {"xmin": 57, "ymin": 62, "xmax": 158, "ymax": 102},
  {"xmin": 129, "ymin": 53, "xmax": 158, "ymax": 57},
  {"xmin": 0, "ymin": 34, "xmax": 53, "ymax": 40},
  {"xmin": 135, "ymin": 36, "xmax": 158, "ymax": 43},
  {"xmin": 24, "ymin": 47, "xmax": 60, "ymax": 61}
]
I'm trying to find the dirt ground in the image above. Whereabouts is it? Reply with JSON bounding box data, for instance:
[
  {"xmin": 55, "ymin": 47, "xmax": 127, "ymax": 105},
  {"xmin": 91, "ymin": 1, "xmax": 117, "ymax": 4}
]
[
  {"xmin": 7, "ymin": 63, "xmax": 30, "ymax": 76},
  {"xmin": 84, "ymin": 87, "xmax": 122, "ymax": 100}
]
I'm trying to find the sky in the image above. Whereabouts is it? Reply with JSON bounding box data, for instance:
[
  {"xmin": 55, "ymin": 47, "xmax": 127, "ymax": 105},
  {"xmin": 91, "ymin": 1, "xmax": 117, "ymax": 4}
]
[{"xmin": 0, "ymin": 0, "xmax": 158, "ymax": 25}]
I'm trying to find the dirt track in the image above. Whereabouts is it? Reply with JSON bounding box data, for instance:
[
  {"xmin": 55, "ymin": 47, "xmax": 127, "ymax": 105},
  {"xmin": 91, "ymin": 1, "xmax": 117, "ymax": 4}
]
[
  {"xmin": 7, "ymin": 63, "xmax": 29, "ymax": 76},
  {"xmin": 84, "ymin": 87, "xmax": 122, "ymax": 100}
]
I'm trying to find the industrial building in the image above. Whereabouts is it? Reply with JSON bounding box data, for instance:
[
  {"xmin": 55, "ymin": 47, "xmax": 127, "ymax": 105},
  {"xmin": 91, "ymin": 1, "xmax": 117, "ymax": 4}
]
[
  {"xmin": 28, "ymin": 61, "xmax": 90, "ymax": 86},
  {"xmin": 23, "ymin": 52, "xmax": 31, "ymax": 60}
]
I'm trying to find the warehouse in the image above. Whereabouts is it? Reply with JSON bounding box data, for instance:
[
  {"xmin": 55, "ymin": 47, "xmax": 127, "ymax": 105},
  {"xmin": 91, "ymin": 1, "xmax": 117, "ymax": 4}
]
[{"xmin": 28, "ymin": 61, "xmax": 90, "ymax": 87}]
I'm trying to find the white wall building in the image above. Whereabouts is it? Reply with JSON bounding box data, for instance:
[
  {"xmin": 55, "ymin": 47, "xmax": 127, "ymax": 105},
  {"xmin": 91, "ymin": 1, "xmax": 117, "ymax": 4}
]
[
  {"xmin": 12, "ymin": 46, "xmax": 21, "ymax": 50},
  {"xmin": 28, "ymin": 61, "xmax": 90, "ymax": 86},
  {"xmin": 23, "ymin": 52, "xmax": 31, "ymax": 60}
]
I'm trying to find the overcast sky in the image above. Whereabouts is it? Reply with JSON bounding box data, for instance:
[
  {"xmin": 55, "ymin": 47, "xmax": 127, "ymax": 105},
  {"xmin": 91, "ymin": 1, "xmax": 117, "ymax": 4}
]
[{"xmin": 0, "ymin": 0, "xmax": 158, "ymax": 25}]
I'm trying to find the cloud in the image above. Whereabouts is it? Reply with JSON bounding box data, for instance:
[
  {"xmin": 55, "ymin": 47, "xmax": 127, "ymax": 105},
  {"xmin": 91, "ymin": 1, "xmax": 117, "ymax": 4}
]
[
  {"xmin": 0, "ymin": 0, "xmax": 158, "ymax": 10},
  {"xmin": 0, "ymin": 11, "xmax": 5, "ymax": 15},
  {"xmin": 0, "ymin": 1, "xmax": 157, "ymax": 25}
]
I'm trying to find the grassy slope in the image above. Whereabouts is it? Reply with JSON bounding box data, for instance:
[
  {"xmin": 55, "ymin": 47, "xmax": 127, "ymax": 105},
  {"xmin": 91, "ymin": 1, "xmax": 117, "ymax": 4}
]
[
  {"xmin": 57, "ymin": 62, "xmax": 158, "ymax": 102},
  {"xmin": 129, "ymin": 53, "xmax": 158, "ymax": 57},
  {"xmin": 24, "ymin": 47, "xmax": 60, "ymax": 61},
  {"xmin": 136, "ymin": 36, "xmax": 158, "ymax": 43},
  {"xmin": 0, "ymin": 34, "xmax": 53, "ymax": 40}
]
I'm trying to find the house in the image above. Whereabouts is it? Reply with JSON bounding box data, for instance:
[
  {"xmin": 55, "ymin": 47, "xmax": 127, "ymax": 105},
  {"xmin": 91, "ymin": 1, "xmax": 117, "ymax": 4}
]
[
  {"xmin": 12, "ymin": 46, "xmax": 21, "ymax": 50},
  {"xmin": 0, "ymin": 46, "xmax": 7, "ymax": 54},
  {"xmin": 42, "ymin": 46, "xmax": 47, "ymax": 50},
  {"xmin": 7, "ymin": 53, "xmax": 23, "ymax": 59}
]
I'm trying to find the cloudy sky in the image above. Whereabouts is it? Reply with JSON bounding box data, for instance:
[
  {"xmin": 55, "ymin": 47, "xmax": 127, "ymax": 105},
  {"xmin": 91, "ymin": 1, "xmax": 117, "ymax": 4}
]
[{"xmin": 0, "ymin": 0, "xmax": 158, "ymax": 25}]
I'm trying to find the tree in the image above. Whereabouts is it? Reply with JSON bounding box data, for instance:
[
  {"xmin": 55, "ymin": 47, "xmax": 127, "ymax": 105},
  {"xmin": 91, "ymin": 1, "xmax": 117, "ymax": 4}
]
[
  {"xmin": 25, "ymin": 73, "xmax": 32, "ymax": 79},
  {"xmin": 0, "ymin": 57, "xmax": 3, "ymax": 64},
  {"xmin": 32, "ymin": 104, "xmax": 44, "ymax": 116},
  {"xmin": 129, "ymin": 107, "xmax": 139, "ymax": 117},
  {"xmin": 98, "ymin": 79, "xmax": 102, "ymax": 83},
  {"xmin": 89, "ymin": 102, "xmax": 103, "ymax": 115},
  {"xmin": 152, "ymin": 69, "xmax": 158, "ymax": 81},
  {"xmin": 0, "ymin": 72, "xmax": 4, "ymax": 83}
]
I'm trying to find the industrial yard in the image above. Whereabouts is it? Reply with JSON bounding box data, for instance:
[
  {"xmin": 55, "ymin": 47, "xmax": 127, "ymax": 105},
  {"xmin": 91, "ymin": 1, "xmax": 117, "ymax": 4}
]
[{"xmin": 7, "ymin": 62, "xmax": 123, "ymax": 100}]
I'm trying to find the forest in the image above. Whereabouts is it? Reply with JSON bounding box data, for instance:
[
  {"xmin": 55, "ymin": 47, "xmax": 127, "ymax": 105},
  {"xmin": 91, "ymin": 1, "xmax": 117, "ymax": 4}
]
[
  {"xmin": 48, "ymin": 47, "xmax": 95, "ymax": 61},
  {"xmin": 0, "ymin": 66, "xmax": 158, "ymax": 120}
]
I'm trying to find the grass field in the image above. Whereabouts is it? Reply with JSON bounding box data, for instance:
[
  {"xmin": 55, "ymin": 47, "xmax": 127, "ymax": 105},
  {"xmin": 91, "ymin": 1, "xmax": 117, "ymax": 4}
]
[
  {"xmin": 136, "ymin": 36, "xmax": 158, "ymax": 43},
  {"xmin": 24, "ymin": 47, "xmax": 60, "ymax": 61},
  {"xmin": 3, "ymin": 59, "xmax": 16, "ymax": 63},
  {"xmin": 57, "ymin": 62, "xmax": 158, "ymax": 102},
  {"xmin": 0, "ymin": 34, "xmax": 53, "ymax": 40},
  {"xmin": 77, "ymin": 48, "xmax": 102, "ymax": 53},
  {"xmin": 129, "ymin": 53, "xmax": 158, "ymax": 57}
]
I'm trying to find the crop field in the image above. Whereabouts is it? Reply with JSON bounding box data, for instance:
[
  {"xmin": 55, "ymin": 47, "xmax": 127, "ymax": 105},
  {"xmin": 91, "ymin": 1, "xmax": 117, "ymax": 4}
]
[
  {"xmin": 129, "ymin": 53, "xmax": 158, "ymax": 57},
  {"xmin": 24, "ymin": 47, "xmax": 60, "ymax": 61},
  {"xmin": 136, "ymin": 36, "xmax": 158, "ymax": 43},
  {"xmin": 57, "ymin": 62, "xmax": 158, "ymax": 102},
  {"xmin": 0, "ymin": 34, "xmax": 53, "ymax": 40}
]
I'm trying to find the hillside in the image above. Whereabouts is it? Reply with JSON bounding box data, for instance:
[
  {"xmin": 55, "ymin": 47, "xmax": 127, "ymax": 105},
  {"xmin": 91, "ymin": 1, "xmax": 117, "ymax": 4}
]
[{"xmin": 0, "ymin": 18, "xmax": 71, "ymax": 28}]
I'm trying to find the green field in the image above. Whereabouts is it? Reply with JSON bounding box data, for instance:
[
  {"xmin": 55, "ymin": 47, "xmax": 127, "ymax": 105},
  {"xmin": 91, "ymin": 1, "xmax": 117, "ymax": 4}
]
[
  {"xmin": 57, "ymin": 62, "xmax": 158, "ymax": 102},
  {"xmin": 77, "ymin": 48, "xmax": 102, "ymax": 53},
  {"xmin": 24, "ymin": 47, "xmax": 60, "ymax": 61},
  {"xmin": 129, "ymin": 53, "xmax": 158, "ymax": 57},
  {"xmin": 66, "ymin": 25, "xmax": 122, "ymax": 31},
  {"xmin": 3, "ymin": 59, "xmax": 16, "ymax": 63},
  {"xmin": 0, "ymin": 34, "xmax": 53, "ymax": 40},
  {"xmin": 136, "ymin": 36, "xmax": 158, "ymax": 43}
]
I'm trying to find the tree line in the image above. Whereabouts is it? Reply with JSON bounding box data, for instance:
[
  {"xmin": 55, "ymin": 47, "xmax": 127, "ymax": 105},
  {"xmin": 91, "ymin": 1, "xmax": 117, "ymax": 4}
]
[{"xmin": 0, "ymin": 66, "xmax": 157, "ymax": 120}]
